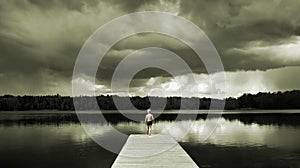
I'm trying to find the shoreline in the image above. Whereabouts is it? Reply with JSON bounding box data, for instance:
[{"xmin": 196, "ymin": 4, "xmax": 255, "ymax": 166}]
[{"xmin": 1, "ymin": 109, "xmax": 300, "ymax": 114}]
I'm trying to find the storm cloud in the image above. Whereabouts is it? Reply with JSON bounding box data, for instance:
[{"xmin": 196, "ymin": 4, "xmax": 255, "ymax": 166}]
[{"xmin": 0, "ymin": 0, "xmax": 299, "ymax": 97}]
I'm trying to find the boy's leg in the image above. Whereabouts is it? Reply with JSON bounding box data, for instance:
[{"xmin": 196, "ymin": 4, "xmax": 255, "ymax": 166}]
[
  {"xmin": 146, "ymin": 125, "xmax": 149, "ymax": 135},
  {"xmin": 149, "ymin": 125, "xmax": 152, "ymax": 136}
]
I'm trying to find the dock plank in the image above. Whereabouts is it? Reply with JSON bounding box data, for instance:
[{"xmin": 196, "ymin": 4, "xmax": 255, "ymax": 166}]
[{"xmin": 112, "ymin": 134, "xmax": 198, "ymax": 168}]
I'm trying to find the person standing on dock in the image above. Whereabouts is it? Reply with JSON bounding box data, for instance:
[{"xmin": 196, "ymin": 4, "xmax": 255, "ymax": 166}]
[{"xmin": 145, "ymin": 109, "xmax": 154, "ymax": 136}]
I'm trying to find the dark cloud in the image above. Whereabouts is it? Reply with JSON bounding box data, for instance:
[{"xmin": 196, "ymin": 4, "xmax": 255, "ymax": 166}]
[
  {"xmin": 26, "ymin": 0, "xmax": 103, "ymax": 11},
  {"xmin": 108, "ymin": 0, "xmax": 158, "ymax": 12},
  {"xmin": 295, "ymin": 27, "xmax": 300, "ymax": 36},
  {"xmin": 0, "ymin": 0, "xmax": 122, "ymax": 95},
  {"xmin": 178, "ymin": 0, "xmax": 300, "ymax": 71},
  {"xmin": 0, "ymin": 0, "xmax": 299, "ymax": 96},
  {"xmin": 97, "ymin": 33, "xmax": 206, "ymax": 83}
]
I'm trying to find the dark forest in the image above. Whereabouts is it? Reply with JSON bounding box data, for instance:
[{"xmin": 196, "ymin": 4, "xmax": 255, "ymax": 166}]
[{"xmin": 0, "ymin": 90, "xmax": 299, "ymax": 111}]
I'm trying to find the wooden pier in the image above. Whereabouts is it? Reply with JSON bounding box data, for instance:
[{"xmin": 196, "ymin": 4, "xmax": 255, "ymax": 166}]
[{"xmin": 112, "ymin": 134, "xmax": 198, "ymax": 168}]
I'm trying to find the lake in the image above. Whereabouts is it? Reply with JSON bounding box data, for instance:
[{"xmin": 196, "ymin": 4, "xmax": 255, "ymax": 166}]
[{"xmin": 0, "ymin": 110, "xmax": 300, "ymax": 168}]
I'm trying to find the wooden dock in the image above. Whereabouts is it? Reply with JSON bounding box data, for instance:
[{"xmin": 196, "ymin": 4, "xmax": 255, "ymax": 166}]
[{"xmin": 112, "ymin": 134, "xmax": 198, "ymax": 168}]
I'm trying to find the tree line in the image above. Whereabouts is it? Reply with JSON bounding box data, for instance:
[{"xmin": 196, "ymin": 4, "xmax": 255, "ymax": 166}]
[{"xmin": 0, "ymin": 90, "xmax": 299, "ymax": 111}]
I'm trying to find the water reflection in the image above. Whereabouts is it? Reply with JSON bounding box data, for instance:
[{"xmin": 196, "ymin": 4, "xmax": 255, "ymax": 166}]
[
  {"xmin": 0, "ymin": 112, "xmax": 300, "ymax": 168},
  {"xmin": 0, "ymin": 124, "xmax": 117, "ymax": 168},
  {"xmin": 107, "ymin": 119, "xmax": 300, "ymax": 150},
  {"xmin": 185, "ymin": 119, "xmax": 300, "ymax": 149},
  {"xmin": 1, "ymin": 116, "xmax": 300, "ymax": 149},
  {"xmin": 1, "ymin": 111, "xmax": 300, "ymax": 127}
]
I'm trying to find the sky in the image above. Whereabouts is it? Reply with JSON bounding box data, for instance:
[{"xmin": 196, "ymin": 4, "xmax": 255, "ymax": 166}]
[{"xmin": 0, "ymin": 0, "xmax": 300, "ymax": 98}]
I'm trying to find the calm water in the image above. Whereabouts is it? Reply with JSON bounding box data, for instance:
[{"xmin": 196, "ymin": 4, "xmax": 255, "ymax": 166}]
[{"xmin": 0, "ymin": 111, "xmax": 300, "ymax": 168}]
